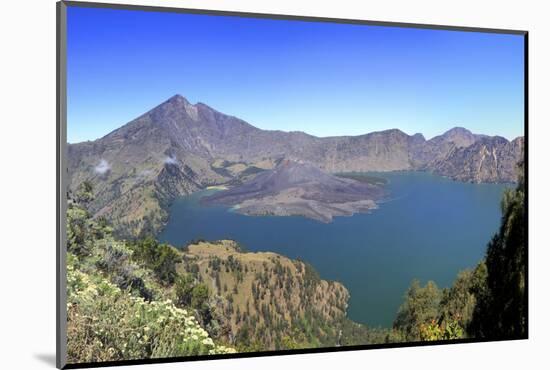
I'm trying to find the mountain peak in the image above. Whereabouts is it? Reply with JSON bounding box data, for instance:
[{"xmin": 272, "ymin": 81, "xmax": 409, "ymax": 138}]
[
  {"xmin": 157, "ymin": 94, "xmax": 195, "ymax": 109},
  {"xmin": 434, "ymin": 126, "xmax": 478, "ymax": 148},
  {"xmin": 151, "ymin": 94, "xmax": 200, "ymax": 121},
  {"xmin": 412, "ymin": 133, "xmax": 426, "ymax": 140},
  {"xmin": 167, "ymin": 94, "xmax": 188, "ymax": 103},
  {"xmin": 443, "ymin": 127, "xmax": 473, "ymax": 137}
]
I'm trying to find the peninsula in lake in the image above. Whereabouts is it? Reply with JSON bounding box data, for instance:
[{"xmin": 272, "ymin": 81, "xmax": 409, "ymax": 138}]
[
  {"xmin": 68, "ymin": 94, "xmax": 524, "ymax": 237},
  {"xmin": 202, "ymin": 159, "xmax": 385, "ymax": 222}
]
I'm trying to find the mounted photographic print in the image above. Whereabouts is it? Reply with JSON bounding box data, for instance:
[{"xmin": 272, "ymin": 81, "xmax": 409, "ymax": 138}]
[{"xmin": 56, "ymin": 1, "xmax": 528, "ymax": 368}]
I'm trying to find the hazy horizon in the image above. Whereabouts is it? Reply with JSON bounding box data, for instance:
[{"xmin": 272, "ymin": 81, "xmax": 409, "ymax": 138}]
[{"xmin": 67, "ymin": 7, "xmax": 525, "ymax": 143}]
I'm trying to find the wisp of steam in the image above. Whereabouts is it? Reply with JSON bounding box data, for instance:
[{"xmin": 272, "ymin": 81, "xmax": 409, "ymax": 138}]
[
  {"xmin": 94, "ymin": 159, "xmax": 111, "ymax": 175},
  {"xmin": 164, "ymin": 156, "xmax": 178, "ymax": 165}
]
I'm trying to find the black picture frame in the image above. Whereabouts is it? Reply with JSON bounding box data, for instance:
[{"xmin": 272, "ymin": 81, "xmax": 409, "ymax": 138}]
[{"xmin": 57, "ymin": 1, "xmax": 529, "ymax": 368}]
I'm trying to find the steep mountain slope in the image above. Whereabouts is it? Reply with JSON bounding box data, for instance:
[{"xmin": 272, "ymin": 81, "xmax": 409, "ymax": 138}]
[
  {"xmin": 68, "ymin": 94, "xmax": 524, "ymax": 237},
  {"xmin": 428, "ymin": 136, "xmax": 524, "ymax": 183},
  {"xmin": 202, "ymin": 159, "xmax": 385, "ymax": 222},
  {"xmin": 411, "ymin": 127, "xmax": 483, "ymax": 166},
  {"xmin": 68, "ymin": 95, "xmax": 229, "ymax": 237}
]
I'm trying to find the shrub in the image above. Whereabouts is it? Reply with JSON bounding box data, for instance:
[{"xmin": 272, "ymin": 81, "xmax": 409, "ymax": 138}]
[
  {"xmin": 191, "ymin": 284, "xmax": 209, "ymax": 311},
  {"xmin": 419, "ymin": 318, "xmax": 464, "ymax": 341},
  {"xmin": 175, "ymin": 274, "xmax": 195, "ymax": 307},
  {"xmin": 393, "ymin": 280, "xmax": 442, "ymax": 341},
  {"xmin": 67, "ymin": 257, "xmax": 235, "ymax": 363},
  {"xmin": 131, "ymin": 238, "xmax": 181, "ymax": 284}
]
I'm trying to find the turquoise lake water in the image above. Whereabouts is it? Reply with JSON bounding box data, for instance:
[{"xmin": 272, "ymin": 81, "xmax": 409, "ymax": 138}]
[{"xmin": 158, "ymin": 171, "xmax": 509, "ymax": 328}]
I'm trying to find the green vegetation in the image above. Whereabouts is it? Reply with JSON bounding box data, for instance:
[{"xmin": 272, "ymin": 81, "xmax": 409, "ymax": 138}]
[
  {"xmin": 391, "ymin": 163, "xmax": 526, "ymax": 342},
  {"xmin": 240, "ymin": 165, "xmax": 265, "ymax": 177},
  {"xmin": 393, "ymin": 280, "xmax": 442, "ymax": 341},
  {"xmin": 179, "ymin": 242, "xmax": 363, "ymax": 351},
  {"xmin": 335, "ymin": 172, "xmax": 389, "ymax": 186},
  {"xmin": 131, "ymin": 237, "xmax": 181, "ymax": 284},
  {"xmin": 67, "ymin": 262, "xmax": 231, "ymax": 361},
  {"xmin": 470, "ymin": 163, "xmax": 526, "ymax": 339},
  {"xmin": 210, "ymin": 159, "xmax": 266, "ymax": 186},
  {"xmin": 391, "ymin": 266, "xmax": 484, "ymax": 342},
  {"xmin": 66, "ymin": 183, "xmax": 235, "ymax": 364}
]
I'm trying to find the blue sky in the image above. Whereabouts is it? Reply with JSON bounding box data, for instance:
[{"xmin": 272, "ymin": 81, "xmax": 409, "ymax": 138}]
[{"xmin": 67, "ymin": 6, "xmax": 525, "ymax": 143}]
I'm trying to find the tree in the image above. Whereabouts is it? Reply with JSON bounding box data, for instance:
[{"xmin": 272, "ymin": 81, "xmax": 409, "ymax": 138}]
[
  {"xmin": 393, "ymin": 280, "xmax": 442, "ymax": 341},
  {"xmin": 66, "ymin": 205, "xmax": 92, "ymax": 256},
  {"xmin": 470, "ymin": 163, "xmax": 526, "ymax": 339},
  {"xmin": 66, "ymin": 181, "xmax": 96, "ymax": 256},
  {"xmin": 439, "ymin": 268, "xmax": 477, "ymax": 331},
  {"xmin": 131, "ymin": 237, "xmax": 181, "ymax": 284},
  {"xmin": 75, "ymin": 181, "xmax": 93, "ymax": 205},
  {"xmin": 175, "ymin": 274, "xmax": 195, "ymax": 307},
  {"xmin": 191, "ymin": 284, "xmax": 209, "ymax": 311}
]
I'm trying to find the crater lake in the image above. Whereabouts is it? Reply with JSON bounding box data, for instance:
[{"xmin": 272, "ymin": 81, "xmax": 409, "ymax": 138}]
[{"xmin": 158, "ymin": 171, "xmax": 509, "ymax": 328}]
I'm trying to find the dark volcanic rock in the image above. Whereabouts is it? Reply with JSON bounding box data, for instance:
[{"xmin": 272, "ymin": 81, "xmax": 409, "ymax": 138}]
[{"xmin": 202, "ymin": 160, "xmax": 385, "ymax": 222}]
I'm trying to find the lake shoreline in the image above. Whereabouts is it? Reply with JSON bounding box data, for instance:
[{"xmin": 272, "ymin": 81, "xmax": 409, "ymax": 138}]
[{"xmin": 158, "ymin": 171, "xmax": 508, "ymax": 327}]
